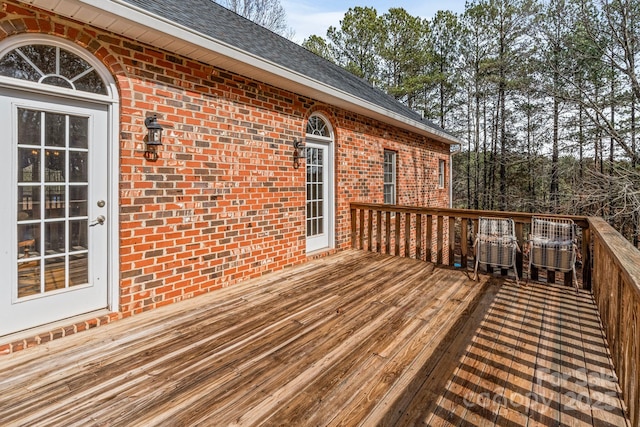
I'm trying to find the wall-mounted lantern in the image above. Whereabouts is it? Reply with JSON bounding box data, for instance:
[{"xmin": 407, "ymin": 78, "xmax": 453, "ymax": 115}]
[
  {"xmin": 144, "ymin": 115, "xmax": 163, "ymax": 161},
  {"xmin": 293, "ymin": 138, "xmax": 305, "ymax": 169}
]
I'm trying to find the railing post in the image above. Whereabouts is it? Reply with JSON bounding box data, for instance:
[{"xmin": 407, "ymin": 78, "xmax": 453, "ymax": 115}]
[
  {"xmin": 449, "ymin": 217, "xmax": 456, "ymax": 266},
  {"xmin": 460, "ymin": 218, "xmax": 468, "ymax": 270}
]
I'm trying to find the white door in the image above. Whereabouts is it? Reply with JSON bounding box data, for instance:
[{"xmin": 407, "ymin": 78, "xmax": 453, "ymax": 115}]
[
  {"xmin": 306, "ymin": 141, "xmax": 331, "ymax": 252},
  {"xmin": 0, "ymin": 89, "xmax": 109, "ymax": 336}
]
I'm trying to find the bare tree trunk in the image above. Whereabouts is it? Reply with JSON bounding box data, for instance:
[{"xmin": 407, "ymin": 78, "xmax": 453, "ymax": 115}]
[
  {"xmin": 579, "ymin": 103, "xmax": 584, "ymax": 181},
  {"xmin": 489, "ymin": 99, "xmax": 499, "ymax": 211},
  {"xmin": 474, "ymin": 85, "xmax": 481, "ymax": 210},
  {"xmin": 483, "ymin": 98, "xmax": 489, "ymax": 210},
  {"xmin": 633, "ymin": 92, "xmax": 638, "ymax": 248},
  {"xmin": 607, "ymin": 54, "xmax": 615, "ymax": 222},
  {"xmin": 499, "ymin": 83, "xmax": 507, "ymax": 211},
  {"xmin": 498, "ymin": 28, "xmax": 507, "ymax": 212},
  {"xmin": 466, "ymin": 88, "xmax": 472, "ymax": 209},
  {"xmin": 551, "ymin": 93, "xmax": 560, "ymax": 212},
  {"xmin": 440, "ymin": 59, "xmax": 446, "ymax": 129},
  {"xmin": 473, "ymin": 67, "xmax": 484, "ymax": 210},
  {"xmin": 524, "ymin": 87, "xmax": 535, "ymax": 210}
]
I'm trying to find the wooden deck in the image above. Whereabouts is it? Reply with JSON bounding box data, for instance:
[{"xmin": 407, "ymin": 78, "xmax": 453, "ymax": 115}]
[{"xmin": 0, "ymin": 250, "xmax": 629, "ymax": 426}]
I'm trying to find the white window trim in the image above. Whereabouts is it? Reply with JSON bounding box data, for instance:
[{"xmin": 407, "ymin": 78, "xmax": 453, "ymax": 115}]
[
  {"xmin": 438, "ymin": 159, "xmax": 446, "ymax": 189},
  {"xmin": 383, "ymin": 150, "xmax": 396, "ymax": 204}
]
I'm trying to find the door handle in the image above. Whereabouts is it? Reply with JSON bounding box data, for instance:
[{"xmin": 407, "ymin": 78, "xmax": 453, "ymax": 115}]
[{"xmin": 90, "ymin": 215, "xmax": 106, "ymax": 227}]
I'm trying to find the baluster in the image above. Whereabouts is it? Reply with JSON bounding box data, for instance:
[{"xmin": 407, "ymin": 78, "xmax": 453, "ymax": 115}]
[
  {"xmin": 405, "ymin": 212, "xmax": 411, "ymax": 257},
  {"xmin": 425, "ymin": 215, "xmax": 433, "ymax": 263},
  {"xmin": 385, "ymin": 211, "xmax": 391, "ymax": 254},
  {"xmin": 449, "ymin": 217, "xmax": 456, "ymax": 266},
  {"xmin": 416, "ymin": 214, "xmax": 422, "ymax": 260},
  {"xmin": 351, "ymin": 207, "xmax": 357, "ymax": 249},
  {"xmin": 436, "ymin": 216, "xmax": 444, "ymax": 265},
  {"xmin": 394, "ymin": 212, "xmax": 401, "ymax": 256},
  {"xmin": 359, "ymin": 209, "xmax": 365, "ymax": 250},
  {"xmin": 376, "ymin": 210, "xmax": 382, "ymax": 253},
  {"xmin": 367, "ymin": 210, "xmax": 373, "ymax": 252},
  {"xmin": 460, "ymin": 218, "xmax": 468, "ymax": 270}
]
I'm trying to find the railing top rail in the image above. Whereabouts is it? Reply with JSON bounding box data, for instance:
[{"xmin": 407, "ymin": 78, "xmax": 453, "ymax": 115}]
[
  {"xmin": 588, "ymin": 216, "xmax": 640, "ymax": 299},
  {"xmin": 350, "ymin": 203, "xmax": 590, "ymax": 228}
]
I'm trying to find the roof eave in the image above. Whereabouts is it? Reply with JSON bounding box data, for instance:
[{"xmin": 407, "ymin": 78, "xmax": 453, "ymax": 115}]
[{"xmin": 20, "ymin": 0, "xmax": 461, "ymax": 146}]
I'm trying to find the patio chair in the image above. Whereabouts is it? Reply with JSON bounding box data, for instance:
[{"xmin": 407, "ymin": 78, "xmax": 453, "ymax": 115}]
[
  {"xmin": 473, "ymin": 217, "xmax": 520, "ymax": 284},
  {"xmin": 528, "ymin": 216, "xmax": 578, "ymax": 289}
]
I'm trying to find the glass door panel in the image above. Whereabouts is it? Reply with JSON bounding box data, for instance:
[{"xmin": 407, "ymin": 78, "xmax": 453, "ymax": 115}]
[{"xmin": 16, "ymin": 108, "xmax": 90, "ymax": 299}]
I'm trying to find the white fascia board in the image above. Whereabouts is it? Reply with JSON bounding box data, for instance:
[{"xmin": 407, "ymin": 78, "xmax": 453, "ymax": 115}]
[{"xmin": 34, "ymin": 0, "xmax": 461, "ymax": 145}]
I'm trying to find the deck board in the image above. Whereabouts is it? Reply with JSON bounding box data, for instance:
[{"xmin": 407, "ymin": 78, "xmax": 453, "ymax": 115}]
[
  {"xmin": 0, "ymin": 250, "xmax": 630, "ymax": 426},
  {"xmin": 424, "ymin": 281, "xmax": 630, "ymax": 427},
  {"xmin": 0, "ymin": 251, "xmax": 486, "ymax": 426}
]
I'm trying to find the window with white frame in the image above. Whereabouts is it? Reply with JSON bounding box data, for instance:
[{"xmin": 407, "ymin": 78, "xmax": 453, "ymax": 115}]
[
  {"xmin": 383, "ymin": 150, "xmax": 396, "ymax": 204},
  {"xmin": 438, "ymin": 159, "xmax": 446, "ymax": 188},
  {"xmin": 0, "ymin": 44, "xmax": 107, "ymax": 94}
]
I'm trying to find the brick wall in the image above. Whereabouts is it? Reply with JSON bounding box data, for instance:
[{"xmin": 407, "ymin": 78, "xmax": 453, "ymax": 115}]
[{"xmin": 0, "ymin": 0, "xmax": 450, "ymax": 353}]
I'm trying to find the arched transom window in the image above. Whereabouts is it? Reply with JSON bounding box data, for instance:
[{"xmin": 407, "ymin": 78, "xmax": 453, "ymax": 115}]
[
  {"xmin": 0, "ymin": 44, "xmax": 107, "ymax": 95},
  {"xmin": 306, "ymin": 115, "xmax": 330, "ymax": 137}
]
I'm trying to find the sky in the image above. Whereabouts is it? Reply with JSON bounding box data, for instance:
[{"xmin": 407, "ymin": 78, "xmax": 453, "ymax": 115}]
[{"xmin": 282, "ymin": 0, "xmax": 468, "ymax": 43}]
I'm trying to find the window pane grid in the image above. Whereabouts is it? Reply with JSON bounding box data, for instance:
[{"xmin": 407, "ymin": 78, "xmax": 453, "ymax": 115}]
[
  {"xmin": 383, "ymin": 150, "xmax": 396, "ymax": 204},
  {"xmin": 306, "ymin": 146, "xmax": 324, "ymax": 238},
  {"xmin": 439, "ymin": 159, "xmax": 445, "ymax": 188},
  {"xmin": 16, "ymin": 108, "xmax": 89, "ymax": 299},
  {"xmin": 0, "ymin": 45, "xmax": 107, "ymax": 94}
]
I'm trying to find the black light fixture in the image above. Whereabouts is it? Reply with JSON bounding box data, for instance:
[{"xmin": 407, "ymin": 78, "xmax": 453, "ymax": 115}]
[
  {"xmin": 293, "ymin": 138, "xmax": 305, "ymax": 169},
  {"xmin": 144, "ymin": 115, "xmax": 163, "ymax": 161}
]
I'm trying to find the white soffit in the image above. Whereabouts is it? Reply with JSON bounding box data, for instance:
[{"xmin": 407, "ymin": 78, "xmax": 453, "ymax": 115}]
[{"xmin": 19, "ymin": 0, "xmax": 460, "ymax": 145}]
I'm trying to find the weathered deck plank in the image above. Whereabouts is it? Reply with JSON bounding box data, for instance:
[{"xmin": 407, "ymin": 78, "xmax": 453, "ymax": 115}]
[
  {"xmin": 0, "ymin": 250, "xmax": 630, "ymax": 426},
  {"xmin": 0, "ymin": 250, "xmax": 487, "ymax": 427}
]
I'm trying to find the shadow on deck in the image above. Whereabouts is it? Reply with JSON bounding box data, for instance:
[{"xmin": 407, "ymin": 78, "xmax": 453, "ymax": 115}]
[
  {"xmin": 425, "ymin": 281, "xmax": 629, "ymax": 427},
  {"xmin": 0, "ymin": 250, "xmax": 629, "ymax": 426}
]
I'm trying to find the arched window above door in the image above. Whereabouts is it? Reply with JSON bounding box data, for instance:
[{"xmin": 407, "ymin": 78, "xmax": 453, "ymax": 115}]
[
  {"xmin": 306, "ymin": 115, "xmax": 331, "ymax": 138},
  {"xmin": 0, "ymin": 44, "xmax": 107, "ymax": 95}
]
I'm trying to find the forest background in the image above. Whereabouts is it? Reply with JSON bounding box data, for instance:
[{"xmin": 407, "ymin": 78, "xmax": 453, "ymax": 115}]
[{"xmin": 217, "ymin": 0, "xmax": 640, "ymax": 247}]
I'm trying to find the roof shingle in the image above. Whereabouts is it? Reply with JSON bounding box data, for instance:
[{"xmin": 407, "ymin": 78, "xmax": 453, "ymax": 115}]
[{"xmin": 121, "ymin": 0, "xmax": 450, "ymax": 139}]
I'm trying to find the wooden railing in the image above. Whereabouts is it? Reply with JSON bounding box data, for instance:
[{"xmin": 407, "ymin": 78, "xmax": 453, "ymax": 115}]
[
  {"xmin": 350, "ymin": 203, "xmax": 640, "ymax": 425},
  {"xmin": 350, "ymin": 203, "xmax": 591, "ymax": 288},
  {"xmin": 589, "ymin": 217, "xmax": 640, "ymax": 427}
]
